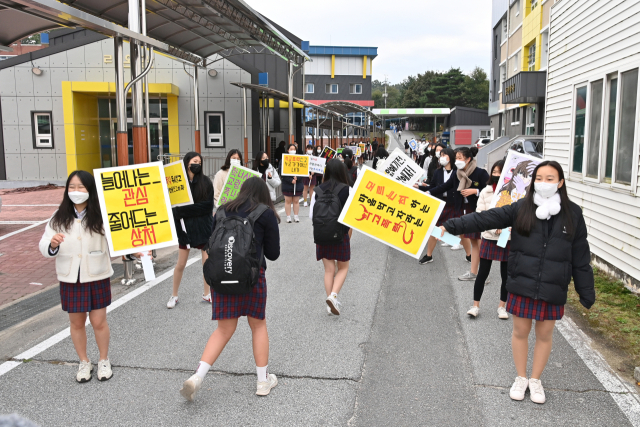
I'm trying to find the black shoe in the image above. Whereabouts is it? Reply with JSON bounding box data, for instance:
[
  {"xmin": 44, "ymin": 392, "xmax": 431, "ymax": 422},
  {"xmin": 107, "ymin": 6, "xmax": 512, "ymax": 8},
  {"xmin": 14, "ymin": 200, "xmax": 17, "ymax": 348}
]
[
  {"xmin": 419, "ymin": 254, "xmax": 434, "ymax": 264},
  {"xmin": 465, "ymin": 254, "xmax": 472, "ymax": 263}
]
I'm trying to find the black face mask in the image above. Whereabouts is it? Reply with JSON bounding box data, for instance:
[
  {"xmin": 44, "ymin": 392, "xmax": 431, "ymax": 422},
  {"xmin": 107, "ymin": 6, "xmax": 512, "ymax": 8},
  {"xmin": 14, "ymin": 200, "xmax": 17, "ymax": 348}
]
[
  {"xmin": 189, "ymin": 164, "xmax": 202, "ymax": 174},
  {"xmin": 260, "ymin": 159, "xmax": 270, "ymax": 168},
  {"xmin": 491, "ymin": 175, "xmax": 500, "ymax": 184}
]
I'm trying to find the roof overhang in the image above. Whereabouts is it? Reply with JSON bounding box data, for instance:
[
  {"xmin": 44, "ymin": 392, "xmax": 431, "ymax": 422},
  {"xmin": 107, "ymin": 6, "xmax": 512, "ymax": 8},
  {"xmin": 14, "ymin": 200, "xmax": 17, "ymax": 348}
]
[
  {"xmin": 372, "ymin": 107, "xmax": 451, "ymax": 117},
  {"xmin": 316, "ymin": 101, "xmax": 378, "ymax": 119}
]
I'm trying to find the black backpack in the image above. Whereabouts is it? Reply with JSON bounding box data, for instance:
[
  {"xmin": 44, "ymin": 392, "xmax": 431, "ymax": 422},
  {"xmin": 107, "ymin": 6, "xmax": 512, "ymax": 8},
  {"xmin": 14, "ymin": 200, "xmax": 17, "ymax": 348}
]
[
  {"xmin": 203, "ymin": 205, "xmax": 267, "ymax": 295},
  {"xmin": 312, "ymin": 183, "xmax": 346, "ymax": 245}
]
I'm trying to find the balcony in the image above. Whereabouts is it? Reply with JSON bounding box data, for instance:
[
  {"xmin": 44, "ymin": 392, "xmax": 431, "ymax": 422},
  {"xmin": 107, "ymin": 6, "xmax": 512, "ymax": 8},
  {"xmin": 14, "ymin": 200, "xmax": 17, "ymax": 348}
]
[{"xmin": 502, "ymin": 71, "xmax": 547, "ymax": 104}]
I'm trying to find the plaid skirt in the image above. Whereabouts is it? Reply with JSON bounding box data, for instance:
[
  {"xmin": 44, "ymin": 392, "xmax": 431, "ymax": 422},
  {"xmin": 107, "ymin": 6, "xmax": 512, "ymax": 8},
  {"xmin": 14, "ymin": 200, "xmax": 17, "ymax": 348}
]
[
  {"xmin": 60, "ymin": 277, "xmax": 111, "ymax": 313},
  {"xmin": 506, "ymin": 293, "xmax": 564, "ymax": 321},
  {"xmin": 463, "ymin": 205, "xmax": 481, "ymax": 240},
  {"xmin": 316, "ymin": 233, "xmax": 351, "ymax": 262},
  {"xmin": 479, "ymin": 239, "xmax": 510, "ymax": 262},
  {"xmin": 211, "ymin": 268, "xmax": 267, "ymax": 320},
  {"xmin": 303, "ymin": 175, "xmax": 317, "ymax": 187},
  {"xmin": 436, "ymin": 203, "xmax": 465, "ymax": 227}
]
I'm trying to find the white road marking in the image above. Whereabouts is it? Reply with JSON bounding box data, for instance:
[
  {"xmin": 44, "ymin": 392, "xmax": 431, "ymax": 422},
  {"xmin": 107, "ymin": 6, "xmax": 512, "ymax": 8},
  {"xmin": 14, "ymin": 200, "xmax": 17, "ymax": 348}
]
[
  {"xmin": 277, "ymin": 209, "xmax": 285, "ymax": 214},
  {"xmin": 0, "ymin": 219, "xmax": 50, "ymax": 242},
  {"xmin": 556, "ymin": 316, "xmax": 640, "ymax": 426},
  {"xmin": 29, "ymin": 283, "xmax": 43, "ymax": 286},
  {"xmin": 0, "ymin": 221, "xmax": 42, "ymax": 225},
  {"xmin": 2, "ymin": 204, "xmax": 59, "ymax": 207},
  {"xmin": 0, "ymin": 256, "xmax": 201, "ymax": 377}
]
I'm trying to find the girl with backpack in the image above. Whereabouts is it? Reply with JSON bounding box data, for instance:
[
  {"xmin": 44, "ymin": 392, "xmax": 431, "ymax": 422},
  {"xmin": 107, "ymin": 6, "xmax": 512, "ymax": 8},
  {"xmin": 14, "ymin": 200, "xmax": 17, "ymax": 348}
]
[
  {"xmin": 301, "ymin": 144, "xmax": 317, "ymax": 207},
  {"xmin": 181, "ymin": 177, "xmax": 281, "ymax": 401},
  {"xmin": 439, "ymin": 160, "xmax": 595, "ymax": 404},
  {"xmin": 280, "ymin": 143, "xmax": 304, "ymax": 223},
  {"xmin": 372, "ymin": 146, "xmax": 389, "ymax": 171},
  {"xmin": 167, "ymin": 152, "xmax": 214, "ymax": 308},
  {"xmin": 213, "ymin": 149, "xmax": 243, "ymax": 205},
  {"xmin": 341, "ymin": 148, "xmax": 359, "ymax": 186},
  {"xmin": 254, "ymin": 151, "xmax": 281, "ymax": 202},
  {"xmin": 39, "ymin": 171, "xmax": 115, "ymax": 383},
  {"xmin": 312, "ymin": 160, "xmax": 352, "ymax": 316}
]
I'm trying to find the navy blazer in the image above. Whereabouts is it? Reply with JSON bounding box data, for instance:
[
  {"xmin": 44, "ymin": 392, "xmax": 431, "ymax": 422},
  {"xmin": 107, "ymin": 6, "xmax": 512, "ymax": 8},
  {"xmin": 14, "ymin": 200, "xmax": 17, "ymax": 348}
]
[{"xmin": 429, "ymin": 167, "xmax": 489, "ymax": 211}]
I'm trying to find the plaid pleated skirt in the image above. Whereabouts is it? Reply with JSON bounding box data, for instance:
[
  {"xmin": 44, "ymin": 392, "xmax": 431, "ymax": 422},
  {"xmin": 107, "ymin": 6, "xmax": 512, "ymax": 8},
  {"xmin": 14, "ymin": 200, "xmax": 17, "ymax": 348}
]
[
  {"xmin": 506, "ymin": 293, "xmax": 564, "ymax": 321},
  {"xmin": 316, "ymin": 233, "xmax": 351, "ymax": 262},
  {"xmin": 479, "ymin": 239, "xmax": 510, "ymax": 262},
  {"xmin": 211, "ymin": 268, "xmax": 267, "ymax": 320},
  {"xmin": 303, "ymin": 175, "xmax": 318, "ymax": 186},
  {"xmin": 463, "ymin": 205, "xmax": 482, "ymax": 240},
  {"xmin": 60, "ymin": 277, "xmax": 112, "ymax": 313},
  {"xmin": 436, "ymin": 203, "xmax": 465, "ymax": 227}
]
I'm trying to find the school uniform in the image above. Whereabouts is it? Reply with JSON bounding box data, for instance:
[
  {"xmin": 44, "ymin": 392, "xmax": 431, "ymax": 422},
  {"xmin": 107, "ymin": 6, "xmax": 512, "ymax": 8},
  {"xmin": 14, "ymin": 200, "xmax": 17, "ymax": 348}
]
[
  {"xmin": 173, "ymin": 175, "xmax": 214, "ymax": 250},
  {"xmin": 421, "ymin": 167, "xmax": 461, "ymax": 227},
  {"xmin": 209, "ymin": 203, "xmax": 280, "ymax": 320},
  {"xmin": 258, "ymin": 163, "xmax": 281, "ymax": 202},
  {"xmin": 280, "ymin": 164, "xmax": 304, "ymax": 197},
  {"xmin": 314, "ymin": 181, "xmax": 351, "ymax": 262}
]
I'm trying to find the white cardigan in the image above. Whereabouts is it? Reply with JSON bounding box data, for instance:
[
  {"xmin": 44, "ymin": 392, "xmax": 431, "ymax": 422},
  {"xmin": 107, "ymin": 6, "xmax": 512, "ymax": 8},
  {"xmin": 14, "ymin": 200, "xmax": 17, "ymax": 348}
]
[
  {"xmin": 476, "ymin": 185, "xmax": 510, "ymax": 242},
  {"xmin": 263, "ymin": 164, "xmax": 281, "ymax": 201},
  {"xmin": 39, "ymin": 219, "xmax": 114, "ymax": 283}
]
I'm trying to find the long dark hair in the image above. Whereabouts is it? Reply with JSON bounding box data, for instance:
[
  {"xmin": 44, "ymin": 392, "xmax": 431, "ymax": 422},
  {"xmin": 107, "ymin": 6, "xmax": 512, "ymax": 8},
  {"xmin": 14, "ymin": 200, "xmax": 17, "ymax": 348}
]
[
  {"xmin": 342, "ymin": 148, "xmax": 355, "ymax": 170},
  {"xmin": 514, "ymin": 160, "xmax": 574, "ymax": 238},
  {"xmin": 222, "ymin": 176, "xmax": 280, "ymax": 223},
  {"xmin": 254, "ymin": 150, "xmax": 268, "ymax": 174},
  {"xmin": 220, "ymin": 149, "xmax": 243, "ymax": 171},
  {"xmin": 440, "ymin": 147, "xmax": 456, "ymax": 170},
  {"xmin": 323, "ymin": 159, "xmax": 351, "ymax": 189},
  {"xmin": 51, "ymin": 171, "xmax": 104, "ymax": 235},
  {"xmin": 455, "ymin": 146, "xmax": 478, "ymax": 160},
  {"xmin": 183, "ymin": 151, "xmax": 212, "ymax": 202}
]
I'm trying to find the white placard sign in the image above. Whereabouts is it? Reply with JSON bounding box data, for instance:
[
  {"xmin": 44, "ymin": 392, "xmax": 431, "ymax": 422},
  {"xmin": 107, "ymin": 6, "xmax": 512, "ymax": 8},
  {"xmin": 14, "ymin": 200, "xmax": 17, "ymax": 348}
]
[
  {"xmin": 308, "ymin": 156, "xmax": 326, "ymax": 174},
  {"xmin": 379, "ymin": 148, "xmax": 423, "ymax": 187}
]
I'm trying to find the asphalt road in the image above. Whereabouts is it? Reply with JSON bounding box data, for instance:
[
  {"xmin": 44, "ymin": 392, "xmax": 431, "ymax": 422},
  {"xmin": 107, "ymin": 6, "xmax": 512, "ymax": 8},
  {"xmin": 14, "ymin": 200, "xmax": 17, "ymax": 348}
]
[{"xmin": 0, "ymin": 133, "xmax": 637, "ymax": 426}]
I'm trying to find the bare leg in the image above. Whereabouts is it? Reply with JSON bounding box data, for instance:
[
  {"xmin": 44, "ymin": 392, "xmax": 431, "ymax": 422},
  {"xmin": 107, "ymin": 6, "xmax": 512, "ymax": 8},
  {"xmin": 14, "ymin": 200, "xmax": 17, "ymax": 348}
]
[
  {"xmin": 200, "ymin": 318, "xmax": 239, "ymax": 365},
  {"xmin": 426, "ymin": 236, "xmax": 437, "ymax": 257},
  {"xmin": 292, "ymin": 198, "xmax": 300, "ymax": 216},
  {"xmin": 512, "ymin": 316, "xmax": 533, "ymax": 378},
  {"xmin": 302, "ymin": 185, "xmax": 309, "ymax": 202},
  {"xmin": 247, "ymin": 316, "xmax": 269, "ymax": 367},
  {"xmin": 332, "ymin": 261, "xmax": 349, "ymax": 294},
  {"xmin": 322, "ymin": 258, "xmax": 336, "ymax": 296},
  {"xmin": 460, "ymin": 237, "xmax": 471, "ymax": 256},
  {"xmin": 88, "ymin": 308, "xmax": 110, "ymax": 360},
  {"xmin": 470, "ymin": 238, "xmax": 480, "ymax": 274},
  {"xmin": 201, "ymin": 249, "xmax": 209, "ymax": 296},
  {"xmin": 171, "ymin": 248, "xmax": 190, "ymax": 297},
  {"xmin": 309, "ymin": 184, "xmax": 315, "ymax": 202},
  {"xmin": 284, "ymin": 196, "xmax": 292, "ymax": 216},
  {"xmin": 531, "ymin": 320, "xmax": 556, "ymax": 379},
  {"xmin": 69, "ymin": 312, "xmax": 89, "ymax": 362}
]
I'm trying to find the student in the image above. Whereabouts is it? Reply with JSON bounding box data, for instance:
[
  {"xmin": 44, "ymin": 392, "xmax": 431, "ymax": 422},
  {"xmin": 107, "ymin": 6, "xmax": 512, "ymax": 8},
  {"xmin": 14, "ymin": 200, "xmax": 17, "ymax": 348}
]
[
  {"xmin": 427, "ymin": 144, "xmax": 445, "ymax": 184},
  {"xmin": 313, "ymin": 160, "xmax": 352, "ymax": 316},
  {"xmin": 313, "ymin": 145, "xmax": 324, "ymax": 185},
  {"xmin": 274, "ymin": 141, "xmax": 286, "ymax": 170},
  {"xmin": 372, "ymin": 146, "xmax": 389, "ymax": 171},
  {"xmin": 301, "ymin": 144, "xmax": 317, "ymax": 207},
  {"xmin": 441, "ymin": 160, "xmax": 595, "ymax": 404},
  {"xmin": 342, "ymin": 148, "xmax": 358, "ymax": 186},
  {"xmin": 280, "ymin": 143, "xmax": 304, "ymax": 223},
  {"xmin": 213, "ymin": 149, "xmax": 243, "ymax": 205},
  {"xmin": 39, "ymin": 171, "xmax": 115, "ymax": 382},
  {"xmin": 180, "ymin": 177, "xmax": 281, "ymax": 400},
  {"xmin": 404, "ymin": 140, "xmax": 410, "ymax": 154},
  {"xmin": 465, "ymin": 160, "xmax": 510, "ymax": 319},
  {"xmin": 254, "ymin": 151, "xmax": 281, "ymax": 202},
  {"xmin": 168, "ymin": 152, "xmax": 214, "ymax": 308}
]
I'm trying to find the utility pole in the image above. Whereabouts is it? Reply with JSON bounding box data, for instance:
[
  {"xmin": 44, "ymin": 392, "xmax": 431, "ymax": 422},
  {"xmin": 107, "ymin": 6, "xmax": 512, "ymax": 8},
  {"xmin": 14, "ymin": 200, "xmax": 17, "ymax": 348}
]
[{"xmin": 383, "ymin": 74, "xmax": 389, "ymax": 108}]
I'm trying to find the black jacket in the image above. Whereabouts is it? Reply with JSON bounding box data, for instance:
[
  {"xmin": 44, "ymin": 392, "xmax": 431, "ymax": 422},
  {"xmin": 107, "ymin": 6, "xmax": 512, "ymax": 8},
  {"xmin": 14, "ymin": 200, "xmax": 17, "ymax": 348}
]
[
  {"xmin": 172, "ymin": 176, "xmax": 214, "ymax": 247},
  {"xmin": 280, "ymin": 171, "xmax": 304, "ymax": 194},
  {"xmin": 429, "ymin": 167, "xmax": 489, "ymax": 211},
  {"xmin": 419, "ymin": 168, "xmax": 450, "ymax": 202},
  {"xmin": 444, "ymin": 199, "xmax": 595, "ymax": 308},
  {"xmin": 427, "ymin": 157, "xmax": 439, "ymax": 184}
]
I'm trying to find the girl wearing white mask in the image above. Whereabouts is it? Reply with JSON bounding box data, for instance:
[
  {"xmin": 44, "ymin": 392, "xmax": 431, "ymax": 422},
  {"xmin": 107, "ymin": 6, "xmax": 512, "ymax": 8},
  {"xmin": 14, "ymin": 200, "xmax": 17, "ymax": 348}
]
[
  {"xmin": 39, "ymin": 171, "xmax": 116, "ymax": 383},
  {"xmin": 440, "ymin": 160, "xmax": 594, "ymax": 405},
  {"xmin": 213, "ymin": 149, "xmax": 243, "ymax": 205},
  {"xmin": 280, "ymin": 143, "xmax": 304, "ymax": 223},
  {"xmin": 301, "ymin": 144, "xmax": 317, "ymax": 207}
]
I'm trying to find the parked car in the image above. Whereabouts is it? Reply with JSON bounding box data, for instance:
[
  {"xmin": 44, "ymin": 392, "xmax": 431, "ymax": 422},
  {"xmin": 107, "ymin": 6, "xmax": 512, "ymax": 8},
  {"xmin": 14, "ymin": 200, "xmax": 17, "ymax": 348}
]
[
  {"xmin": 504, "ymin": 138, "xmax": 544, "ymax": 159},
  {"xmin": 475, "ymin": 138, "xmax": 491, "ymax": 148}
]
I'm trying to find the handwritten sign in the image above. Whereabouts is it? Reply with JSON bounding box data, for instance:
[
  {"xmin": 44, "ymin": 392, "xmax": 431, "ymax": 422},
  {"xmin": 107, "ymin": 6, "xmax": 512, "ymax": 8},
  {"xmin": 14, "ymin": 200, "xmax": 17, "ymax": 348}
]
[
  {"xmin": 409, "ymin": 139, "xmax": 418, "ymax": 151},
  {"xmin": 217, "ymin": 164, "xmax": 261, "ymax": 207},
  {"xmin": 320, "ymin": 146, "xmax": 337, "ymax": 160},
  {"xmin": 95, "ymin": 162, "xmax": 178, "ymax": 256},
  {"xmin": 309, "ymin": 156, "xmax": 326, "ymax": 174},
  {"xmin": 163, "ymin": 160, "xmax": 193, "ymax": 207},
  {"xmin": 338, "ymin": 166, "xmax": 445, "ymax": 259},
  {"xmin": 281, "ymin": 154, "xmax": 310, "ymax": 176},
  {"xmin": 359, "ymin": 143, "xmax": 366, "ymax": 154},
  {"xmin": 380, "ymin": 148, "xmax": 423, "ymax": 187}
]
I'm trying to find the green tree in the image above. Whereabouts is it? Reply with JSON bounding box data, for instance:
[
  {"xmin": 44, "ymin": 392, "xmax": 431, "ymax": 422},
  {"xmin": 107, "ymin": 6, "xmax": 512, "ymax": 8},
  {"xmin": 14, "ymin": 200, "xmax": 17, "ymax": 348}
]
[{"xmin": 463, "ymin": 67, "xmax": 490, "ymax": 110}]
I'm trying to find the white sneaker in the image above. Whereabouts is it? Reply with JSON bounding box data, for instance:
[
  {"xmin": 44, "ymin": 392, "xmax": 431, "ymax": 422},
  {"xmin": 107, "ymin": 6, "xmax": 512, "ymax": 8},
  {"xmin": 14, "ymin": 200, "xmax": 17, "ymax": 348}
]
[
  {"xmin": 303, "ymin": 202, "xmax": 308, "ymax": 207},
  {"xmin": 497, "ymin": 307, "xmax": 509, "ymax": 319},
  {"xmin": 286, "ymin": 216, "xmax": 292, "ymax": 223},
  {"xmin": 467, "ymin": 306, "xmax": 480, "ymax": 317},
  {"xmin": 76, "ymin": 360, "xmax": 92, "ymax": 383},
  {"xmin": 450, "ymin": 244, "xmax": 463, "ymax": 251},
  {"xmin": 326, "ymin": 295, "xmax": 341, "ymax": 315},
  {"xmin": 440, "ymin": 241, "xmax": 451, "ymax": 247},
  {"xmin": 294, "ymin": 215, "xmax": 300, "ymax": 223},
  {"xmin": 180, "ymin": 374, "xmax": 203, "ymax": 401},
  {"xmin": 458, "ymin": 272, "xmax": 477, "ymax": 281},
  {"xmin": 97, "ymin": 359, "xmax": 113, "ymax": 381},
  {"xmin": 529, "ymin": 378, "xmax": 546, "ymax": 404},
  {"xmin": 167, "ymin": 296, "xmax": 178, "ymax": 309},
  {"xmin": 256, "ymin": 373, "xmax": 278, "ymax": 396},
  {"xmin": 202, "ymin": 293, "xmax": 212, "ymax": 303},
  {"xmin": 509, "ymin": 376, "xmax": 529, "ymax": 401},
  {"xmin": 326, "ymin": 305, "xmax": 332, "ymax": 315}
]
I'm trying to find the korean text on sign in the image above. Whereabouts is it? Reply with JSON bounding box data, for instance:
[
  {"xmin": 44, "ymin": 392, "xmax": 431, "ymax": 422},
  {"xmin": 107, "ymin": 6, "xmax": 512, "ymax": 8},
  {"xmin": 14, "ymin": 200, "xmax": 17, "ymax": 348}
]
[
  {"xmin": 320, "ymin": 146, "xmax": 337, "ymax": 160},
  {"xmin": 95, "ymin": 162, "xmax": 178, "ymax": 256},
  {"xmin": 217, "ymin": 164, "xmax": 261, "ymax": 207},
  {"xmin": 380, "ymin": 148, "xmax": 423, "ymax": 187},
  {"xmin": 281, "ymin": 154, "xmax": 310, "ymax": 176},
  {"xmin": 308, "ymin": 156, "xmax": 326, "ymax": 175},
  {"xmin": 338, "ymin": 166, "xmax": 445, "ymax": 259},
  {"xmin": 163, "ymin": 160, "xmax": 194, "ymax": 207}
]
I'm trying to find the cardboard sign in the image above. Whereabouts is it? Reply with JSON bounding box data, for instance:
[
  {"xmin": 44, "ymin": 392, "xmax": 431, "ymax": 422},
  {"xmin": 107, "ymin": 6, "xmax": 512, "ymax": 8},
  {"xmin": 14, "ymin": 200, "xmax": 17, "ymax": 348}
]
[
  {"xmin": 320, "ymin": 146, "xmax": 337, "ymax": 160},
  {"xmin": 163, "ymin": 160, "xmax": 193, "ymax": 207},
  {"xmin": 217, "ymin": 164, "xmax": 261, "ymax": 207},
  {"xmin": 281, "ymin": 154, "xmax": 310, "ymax": 176},
  {"xmin": 338, "ymin": 166, "xmax": 445, "ymax": 259},
  {"xmin": 309, "ymin": 156, "xmax": 326, "ymax": 174},
  {"xmin": 355, "ymin": 146, "xmax": 362, "ymax": 157},
  {"xmin": 379, "ymin": 148, "xmax": 423, "ymax": 187},
  {"xmin": 337, "ymin": 148, "xmax": 344, "ymax": 155},
  {"xmin": 490, "ymin": 151, "xmax": 542, "ymax": 209},
  {"xmin": 359, "ymin": 143, "xmax": 366, "ymax": 153},
  {"xmin": 409, "ymin": 139, "xmax": 418, "ymax": 151},
  {"xmin": 95, "ymin": 162, "xmax": 178, "ymax": 256}
]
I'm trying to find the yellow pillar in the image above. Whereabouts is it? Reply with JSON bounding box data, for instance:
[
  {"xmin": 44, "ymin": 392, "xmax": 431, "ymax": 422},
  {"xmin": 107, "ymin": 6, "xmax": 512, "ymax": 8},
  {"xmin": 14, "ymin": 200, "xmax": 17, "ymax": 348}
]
[{"xmin": 331, "ymin": 55, "xmax": 335, "ymax": 79}]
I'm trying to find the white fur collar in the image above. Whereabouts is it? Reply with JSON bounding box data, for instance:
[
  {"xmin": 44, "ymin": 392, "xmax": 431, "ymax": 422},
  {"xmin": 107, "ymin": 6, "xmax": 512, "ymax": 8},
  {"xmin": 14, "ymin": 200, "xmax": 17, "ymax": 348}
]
[{"xmin": 533, "ymin": 192, "xmax": 561, "ymax": 220}]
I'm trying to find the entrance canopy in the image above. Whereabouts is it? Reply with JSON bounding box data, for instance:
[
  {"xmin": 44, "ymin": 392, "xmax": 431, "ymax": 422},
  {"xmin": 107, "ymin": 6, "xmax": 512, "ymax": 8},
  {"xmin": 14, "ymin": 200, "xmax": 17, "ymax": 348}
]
[
  {"xmin": 319, "ymin": 101, "xmax": 379, "ymax": 120},
  {"xmin": 372, "ymin": 107, "xmax": 450, "ymax": 118}
]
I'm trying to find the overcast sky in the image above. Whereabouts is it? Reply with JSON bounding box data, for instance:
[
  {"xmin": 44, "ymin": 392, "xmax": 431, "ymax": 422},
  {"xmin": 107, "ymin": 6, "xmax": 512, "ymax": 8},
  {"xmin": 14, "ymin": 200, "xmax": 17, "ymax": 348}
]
[{"xmin": 254, "ymin": 0, "xmax": 491, "ymax": 85}]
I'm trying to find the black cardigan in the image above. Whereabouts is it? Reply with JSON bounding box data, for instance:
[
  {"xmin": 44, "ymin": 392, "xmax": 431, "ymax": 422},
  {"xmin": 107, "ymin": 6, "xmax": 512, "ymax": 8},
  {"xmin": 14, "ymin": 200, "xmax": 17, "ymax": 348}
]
[
  {"xmin": 418, "ymin": 167, "xmax": 452, "ymax": 202},
  {"xmin": 172, "ymin": 175, "xmax": 214, "ymax": 248},
  {"xmin": 280, "ymin": 163, "xmax": 304, "ymax": 194},
  {"xmin": 428, "ymin": 167, "xmax": 489, "ymax": 211},
  {"xmin": 444, "ymin": 199, "xmax": 595, "ymax": 307}
]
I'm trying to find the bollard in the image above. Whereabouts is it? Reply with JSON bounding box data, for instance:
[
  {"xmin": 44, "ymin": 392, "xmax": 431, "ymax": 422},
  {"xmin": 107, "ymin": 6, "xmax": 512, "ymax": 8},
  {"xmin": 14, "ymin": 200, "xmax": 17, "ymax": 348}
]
[{"xmin": 122, "ymin": 258, "xmax": 137, "ymax": 286}]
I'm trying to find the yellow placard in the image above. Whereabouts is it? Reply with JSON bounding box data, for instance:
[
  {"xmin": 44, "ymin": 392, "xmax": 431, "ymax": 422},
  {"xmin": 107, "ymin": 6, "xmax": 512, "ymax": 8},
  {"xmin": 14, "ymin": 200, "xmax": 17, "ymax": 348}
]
[
  {"xmin": 95, "ymin": 162, "xmax": 178, "ymax": 256},
  {"xmin": 359, "ymin": 143, "xmax": 366, "ymax": 153},
  {"xmin": 338, "ymin": 166, "xmax": 445, "ymax": 259},
  {"xmin": 281, "ymin": 154, "xmax": 310, "ymax": 176},
  {"xmin": 163, "ymin": 160, "xmax": 194, "ymax": 207}
]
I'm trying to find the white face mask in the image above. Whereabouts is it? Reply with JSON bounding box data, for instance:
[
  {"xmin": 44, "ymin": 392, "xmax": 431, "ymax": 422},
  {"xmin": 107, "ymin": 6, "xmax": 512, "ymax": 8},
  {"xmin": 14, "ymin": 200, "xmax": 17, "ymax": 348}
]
[
  {"xmin": 68, "ymin": 191, "xmax": 89, "ymax": 204},
  {"xmin": 289, "ymin": 150, "xmax": 297, "ymax": 155},
  {"xmin": 535, "ymin": 181, "xmax": 559, "ymax": 198},
  {"xmin": 307, "ymin": 150, "xmax": 313, "ymax": 155},
  {"xmin": 230, "ymin": 158, "xmax": 241, "ymax": 167},
  {"xmin": 436, "ymin": 151, "xmax": 441, "ymax": 158},
  {"xmin": 439, "ymin": 157, "xmax": 449, "ymax": 166},
  {"xmin": 455, "ymin": 160, "xmax": 466, "ymax": 170}
]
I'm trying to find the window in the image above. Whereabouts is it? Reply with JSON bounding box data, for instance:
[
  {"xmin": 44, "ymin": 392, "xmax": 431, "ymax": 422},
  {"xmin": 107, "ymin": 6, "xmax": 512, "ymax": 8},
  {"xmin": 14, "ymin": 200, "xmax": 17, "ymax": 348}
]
[
  {"xmin": 31, "ymin": 111, "xmax": 53, "ymax": 148},
  {"xmin": 531, "ymin": 0, "xmax": 538, "ymax": 10},
  {"xmin": 494, "ymin": 35, "xmax": 498, "ymax": 59},
  {"xmin": 604, "ymin": 77, "xmax": 618, "ymax": 181},
  {"xmin": 325, "ymin": 84, "xmax": 339, "ymax": 94},
  {"xmin": 586, "ymin": 80, "xmax": 603, "ymax": 178},
  {"xmin": 513, "ymin": 52, "xmax": 520, "ymax": 73},
  {"xmin": 205, "ymin": 112, "xmax": 224, "ymax": 148},
  {"xmin": 525, "ymin": 106, "xmax": 536, "ymax": 135},
  {"xmin": 540, "ymin": 31, "xmax": 549, "ymax": 69},
  {"xmin": 305, "ymin": 83, "xmax": 314, "ymax": 94},
  {"xmin": 511, "ymin": 108, "xmax": 520, "ymax": 124},
  {"xmin": 528, "ymin": 44, "xmax": 536, "ymax": 71},
  {"xmin": 500, "ymin": 64, "xmax": 506, "ymax": 88},
  {"xmin": 514, "ymin": 0, "xmax": 520, "ymax": 16},
  {"xmin": 572, "ymin": 86, "xmax": 587, "ymax": 173},
  {"xmin": 502, "ymin": 19, "xmax": 508, "ymax": 41},
  {"xmin": 350, "ymin": 84, "xmax": 362, "ymax": 94},
  {"xmin": 615, "ymin": 69, "xmax": 638, "ymax": 185}
]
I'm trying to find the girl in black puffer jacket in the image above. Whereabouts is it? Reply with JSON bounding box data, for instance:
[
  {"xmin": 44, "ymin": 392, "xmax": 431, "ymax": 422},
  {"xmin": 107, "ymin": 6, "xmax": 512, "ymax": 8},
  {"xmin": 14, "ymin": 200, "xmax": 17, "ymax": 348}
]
[
  {"xmin": 167, "ymin": 151, "xmax": 214, "ymax": 308},
  {"xmin": 441, "ymin": 160, "xmax": 594, "ymax": 405}
]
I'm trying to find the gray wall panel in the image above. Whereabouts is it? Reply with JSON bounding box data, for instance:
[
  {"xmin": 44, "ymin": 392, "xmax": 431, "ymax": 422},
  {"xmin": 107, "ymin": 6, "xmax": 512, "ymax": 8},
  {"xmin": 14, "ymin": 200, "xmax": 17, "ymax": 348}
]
[
  {"xmin": 172, "ymin": 69, "xmax": 191, "ymax": 97},
  {"xmin": 178, "ymin": 125, "xmax": 194, "ymax": 152},
  {"xmin": 5, "ymin": 153, "xmax": 22, "ymax": 179},
  {"xmin": 49, "ymin": 68, "xmax": 69, "ymax": 96},
  {"xmin": 17, "ymin": 97, "xmax": 35, "ymax": 126},
  {"xmin": 15, "ymin": 68, "xmax": 34, "ymax": 96},
  {"xmin": 84, "ymin": 44, "xmax": 103, "ymax": 68},
  {"xmin": 0, "ymin": 68, "xmax": 16, "ymax": 96},
  {"xmin": 33, "ymin": 71, "xmax": 52, "ymax": 96},
  {"xmin": 85, "ymin": 68, "xmax": 103, "ymax": 82},
  {"xmin": 207, "ymin": 97, "xmax": 224, "ymax": 112},
  {"xmin": 67, "ymin": 67, "xmax": 85, "ymax": 82},
  {"xmin": 49, "ymin": 51, "xmax": 68, "ymax": 68},
  {"xmin": 55, "ymin": 153, "xmax": 67, "ymax": 179},
  {"xmin": 2, "ymin": 126, "xmax": 20, "ymax": 153},
  {"xmin": 197, "ymin": 67, "xmax": 208, "ymax": 98},
  {"xmin": 207, "ymin": 73, "xmax": 224, "ymax": 97},
  {"xmin": 21, "ymin": 153, "xmax": 38, "ymax": 179},
  {"xmin": 38, "ymin": 153, "xmax": 57, "ymax": 179},
  {"xmin": 224, "ymin": 98, "xmax": 241, "ymax": 126},
  {"xmin": 178, "ymin": 98, "xmax": 192, "ymax": 126},
  {"xmin": 19, "ymin": 125, "xmax": 36, "ymax": 153},
  {"xmin": 54, "ymin": 125, "xmax": 65, "ymax": 153},
  {"xmin": 66, "ymin": 46, "xmax": 85, "ymax": 68},
  {"xmin": 1, "ymin": 98, "xmax": 18, "ymax": 125},
  {"xmin": 155, "ymin": 69, "xmax": 172, "ymax": 86},
  {"xmin": 224, "ymin": 70, "xmax": 241, "ymax": 97},
  {"xmin": 34, "ymin": 96, "xmax": 52, "ymax": 112}
]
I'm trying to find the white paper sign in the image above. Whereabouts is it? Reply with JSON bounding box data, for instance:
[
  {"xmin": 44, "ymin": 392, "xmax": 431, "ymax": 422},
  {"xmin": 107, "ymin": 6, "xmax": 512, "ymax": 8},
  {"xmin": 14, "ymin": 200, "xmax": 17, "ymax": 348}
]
[
  {"xmin": 141, "ymin": 254, "xmax": 156, "ymax": 281},
  {"xmin": 308, "ymin": 156, "xmax": 326, "ymax": 174},
  {"xmin": 379, "ymin": 148, "xmax": 423, "ymax": 187}
]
